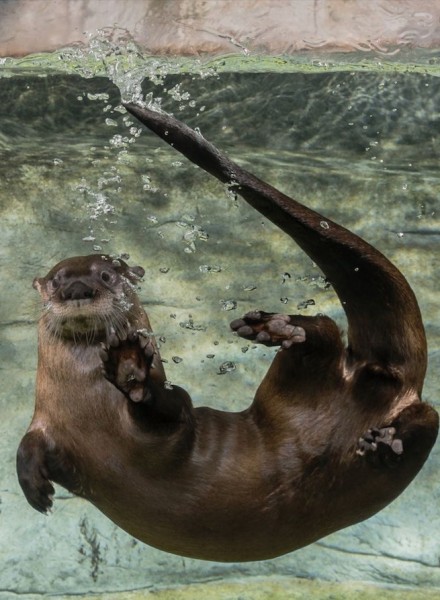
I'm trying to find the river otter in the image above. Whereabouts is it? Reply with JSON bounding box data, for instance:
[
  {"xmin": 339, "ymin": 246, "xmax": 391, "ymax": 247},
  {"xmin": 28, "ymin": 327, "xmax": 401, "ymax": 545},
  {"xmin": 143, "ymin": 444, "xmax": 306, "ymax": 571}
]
[{"xmin": 17, "ymin": 104, "xmax": 438, "ymax": 562}]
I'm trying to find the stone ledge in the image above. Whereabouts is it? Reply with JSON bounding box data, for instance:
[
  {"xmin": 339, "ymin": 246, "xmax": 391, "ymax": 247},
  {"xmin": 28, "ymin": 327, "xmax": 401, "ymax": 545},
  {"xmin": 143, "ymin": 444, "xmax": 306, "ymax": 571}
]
[{"xmin": 2, "ymin": 576, "xmax": 439, "ymax": 600}]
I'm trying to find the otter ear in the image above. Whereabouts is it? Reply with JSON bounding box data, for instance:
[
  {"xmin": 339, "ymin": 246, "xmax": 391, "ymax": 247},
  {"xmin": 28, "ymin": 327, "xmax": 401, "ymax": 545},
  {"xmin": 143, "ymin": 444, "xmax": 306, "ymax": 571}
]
[
  {"xmin": 128, "ymin": 265, "xmax": 145, "ymax": 281},
  {"xmin": 32, "ymin": 277, "xmax": 44, "ymax": 292}
]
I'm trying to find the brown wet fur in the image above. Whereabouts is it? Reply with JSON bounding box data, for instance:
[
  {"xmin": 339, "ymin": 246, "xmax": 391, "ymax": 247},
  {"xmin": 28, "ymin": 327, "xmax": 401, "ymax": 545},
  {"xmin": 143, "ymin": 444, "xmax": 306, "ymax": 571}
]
[{"xmin": 17, "ymin": 106, "xmax": 438, "ymax": 562}]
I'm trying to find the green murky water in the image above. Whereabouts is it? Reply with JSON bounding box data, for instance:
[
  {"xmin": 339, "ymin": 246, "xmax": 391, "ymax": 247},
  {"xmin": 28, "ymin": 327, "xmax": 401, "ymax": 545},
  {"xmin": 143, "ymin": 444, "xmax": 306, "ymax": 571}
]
[{"xmin": 0, "ymin": 45, "xmax": 439, "ymax": 598}]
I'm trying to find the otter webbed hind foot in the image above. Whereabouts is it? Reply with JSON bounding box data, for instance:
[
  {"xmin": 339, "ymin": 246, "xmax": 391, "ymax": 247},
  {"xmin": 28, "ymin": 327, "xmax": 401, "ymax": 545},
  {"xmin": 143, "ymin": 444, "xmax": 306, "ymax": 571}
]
[
  {"xmin": 231, "ymin": 311, "xmax": 306, "ymax": 348},
  {"xmin": 357, "ymin": 427, "xmax": 403, "ymax": 468},
  {"xmin": 357, "ymin": 403, "xmax": 439, "ymax": 470}
]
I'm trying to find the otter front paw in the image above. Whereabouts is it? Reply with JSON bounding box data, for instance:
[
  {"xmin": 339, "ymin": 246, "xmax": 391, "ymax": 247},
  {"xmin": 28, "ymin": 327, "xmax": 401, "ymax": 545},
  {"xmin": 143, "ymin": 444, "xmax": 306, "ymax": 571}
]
[
  {"xmin": 230, "ymin": 311, "xmax": 306, "ymax": 348},
  {"xmin": 17, "ymin": 432, "xmax": 55, "ymax": 514},
  {"xmin": 357, "ymin": 426, "xmax": 403, "ymax": 468},
  {"xmin": 101, "ymin": 330, "xmax": 155, "ymax": 403}
]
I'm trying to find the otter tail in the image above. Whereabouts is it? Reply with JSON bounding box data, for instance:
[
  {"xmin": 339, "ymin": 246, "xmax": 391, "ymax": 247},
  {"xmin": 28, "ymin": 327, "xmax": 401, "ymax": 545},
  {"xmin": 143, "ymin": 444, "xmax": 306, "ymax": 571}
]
[{"xmin": 124, "ymin": 103, "xmax": 427, "ymax": 393}]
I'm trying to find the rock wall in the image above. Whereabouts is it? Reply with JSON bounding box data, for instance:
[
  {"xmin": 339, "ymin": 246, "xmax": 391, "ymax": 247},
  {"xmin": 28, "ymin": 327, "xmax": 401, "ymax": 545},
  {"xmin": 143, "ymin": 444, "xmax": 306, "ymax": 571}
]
[{"xmin": 1, "ymin": 0, "xmax": 439, "ymax": 57}]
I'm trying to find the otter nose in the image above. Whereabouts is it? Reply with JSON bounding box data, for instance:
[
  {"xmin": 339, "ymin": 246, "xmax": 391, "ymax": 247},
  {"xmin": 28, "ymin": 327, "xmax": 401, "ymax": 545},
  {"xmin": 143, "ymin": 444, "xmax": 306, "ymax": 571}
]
[{"xmin": 61, "ymin": 281, "xmax": 95, "ymax": 301}]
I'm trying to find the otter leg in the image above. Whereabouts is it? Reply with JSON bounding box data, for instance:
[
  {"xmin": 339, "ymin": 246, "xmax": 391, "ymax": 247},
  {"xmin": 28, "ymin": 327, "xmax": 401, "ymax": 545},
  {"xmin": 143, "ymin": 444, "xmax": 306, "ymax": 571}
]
[
  {"xmin": 357, "ymin": 403, "xmax": 439, "ymax": 469},
  {"xmin": 101, "ymin": 330, "xmax": 192, "ymax": 424},
  {"xmin": 16, "ymin": 430, "xmax": 55, "ymax": 514},
  {"xmin": 238, "ymin": 312, "xmax": 345, "ymax": 398}
]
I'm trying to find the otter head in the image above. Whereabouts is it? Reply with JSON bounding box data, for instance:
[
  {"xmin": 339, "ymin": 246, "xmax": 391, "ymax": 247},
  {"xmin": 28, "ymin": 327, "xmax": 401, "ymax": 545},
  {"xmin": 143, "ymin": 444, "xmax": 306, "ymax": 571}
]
[{"xmin": 33, "ymin": 254, "xmax": 145, "ymax": 341}]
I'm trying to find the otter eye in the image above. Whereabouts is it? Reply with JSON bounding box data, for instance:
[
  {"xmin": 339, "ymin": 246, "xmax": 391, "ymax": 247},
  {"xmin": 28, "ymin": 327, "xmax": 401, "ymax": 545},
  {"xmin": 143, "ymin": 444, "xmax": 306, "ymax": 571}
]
[
  {"xmin": 101, "ymin": 271, "xmax": 112, "ymax": 283},
  {"xmin": 51, "ymin": 278, "xmax": 60, "ymax": 289}
]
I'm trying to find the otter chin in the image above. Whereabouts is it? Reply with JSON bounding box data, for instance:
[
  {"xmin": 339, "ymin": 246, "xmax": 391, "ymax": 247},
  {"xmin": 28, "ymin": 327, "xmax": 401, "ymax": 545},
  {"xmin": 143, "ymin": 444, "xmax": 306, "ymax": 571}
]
[{"xmin": 17, "ymin": 107, "xmax": 438, "ymax": 563}]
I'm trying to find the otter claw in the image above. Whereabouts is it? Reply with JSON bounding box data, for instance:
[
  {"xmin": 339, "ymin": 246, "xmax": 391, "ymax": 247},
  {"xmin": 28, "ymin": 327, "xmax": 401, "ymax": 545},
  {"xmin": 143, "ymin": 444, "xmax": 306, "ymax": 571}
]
[
  {"xmin": 128, "ymin": 331, "xmax": 139, "ymax": 343},
  {"xmin": 108, "ymin": 334, "xmax": 120, "ymax": 347},
  {"xmin": 99, "ymin": 347, "xmax": 109, "ymax": 362},
  {"xmin": 138, "ymin": 335, "xmax": 151, "ymax": 350}
]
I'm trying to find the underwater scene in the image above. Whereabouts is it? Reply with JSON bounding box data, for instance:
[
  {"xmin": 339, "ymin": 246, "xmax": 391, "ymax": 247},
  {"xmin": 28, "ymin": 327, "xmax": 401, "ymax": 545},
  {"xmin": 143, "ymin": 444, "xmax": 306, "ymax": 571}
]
[{"xmin": 1, "ymin": 28, "xmax": 440, "ymax": 600}]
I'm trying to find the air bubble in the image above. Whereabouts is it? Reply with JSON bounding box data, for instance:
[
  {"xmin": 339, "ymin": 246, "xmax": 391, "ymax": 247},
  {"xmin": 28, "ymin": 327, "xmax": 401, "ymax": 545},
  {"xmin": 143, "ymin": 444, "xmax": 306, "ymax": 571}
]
[
  {"xmin": 220, "ymin": 300, "xmax": 237, "ymax": 311},
  {"xmin": 218, "ymin": 361, "xmax": 236, "ymax": 375},
  {"xmin": 199, "ymin": 265, "xmax": 222, "ymax": 273},
  {"xmin": 179, "ymin": 318, "xmax": 206, "ymax": 331},
  {"xmin": 297, "ymin": 299, "xmax": 315, "ymax": 310},
  {"xmin": 87, "ymin": 93, "xmax": 110, "ymax": 101},
  {"xmin": 110, "ymin": 134, "xmax": 128, "ymax": 148}
]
